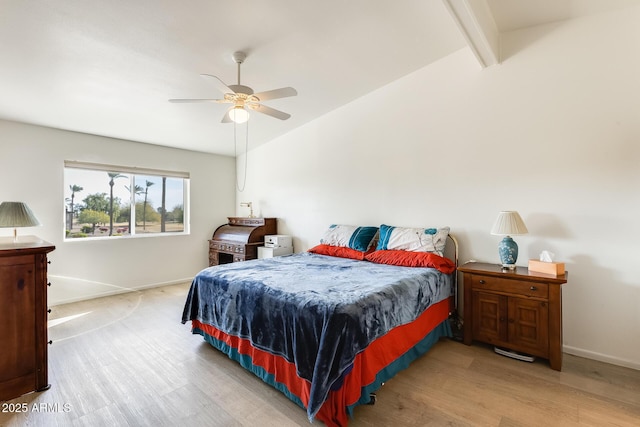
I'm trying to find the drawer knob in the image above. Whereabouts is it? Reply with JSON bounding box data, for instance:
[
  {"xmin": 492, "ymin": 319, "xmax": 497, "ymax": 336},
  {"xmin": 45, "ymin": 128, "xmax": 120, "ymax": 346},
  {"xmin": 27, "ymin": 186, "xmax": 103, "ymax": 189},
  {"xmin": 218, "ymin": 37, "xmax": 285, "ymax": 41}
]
[
  {"xmin": 479, "ymin": 280, "xmax": 486, "ymax": 284},
  {"xmin": 48, "ymin": 340, "xmax": 53, "ymax": 345},
  {"xmin": 530, "ymin": 286, "xmax": 537, "ymax": 291},
  {"xmin": 47, "ymin": 282, "xmax": 52, "ymax": 287},
  {"xmin": 47, "ymin": 308, "xmax": 52, "ymax": 314}
]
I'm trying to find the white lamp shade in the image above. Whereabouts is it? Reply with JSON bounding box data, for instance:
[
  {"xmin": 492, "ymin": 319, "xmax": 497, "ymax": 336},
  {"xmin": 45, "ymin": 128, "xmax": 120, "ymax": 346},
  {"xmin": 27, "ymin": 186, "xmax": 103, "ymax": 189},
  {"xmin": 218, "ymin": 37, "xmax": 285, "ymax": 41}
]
[
  {"xmin": 0, "ymin": 201, "xmax": 41, "ymax": 228},
  {"xmin": 490, "ymin": 211, "xmax": 528, "ymax": 236},
  {"xmin": 229, "ymin": 107, "xmax": 249, "ymax": 124}
]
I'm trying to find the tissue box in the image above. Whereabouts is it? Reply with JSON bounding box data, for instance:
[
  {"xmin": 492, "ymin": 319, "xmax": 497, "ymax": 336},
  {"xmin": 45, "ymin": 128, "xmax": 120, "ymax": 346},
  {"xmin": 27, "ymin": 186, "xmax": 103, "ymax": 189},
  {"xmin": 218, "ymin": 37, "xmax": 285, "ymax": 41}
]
[{"xmin": 528, "ymin": 260, "xmax": 565, "ymax": 276}]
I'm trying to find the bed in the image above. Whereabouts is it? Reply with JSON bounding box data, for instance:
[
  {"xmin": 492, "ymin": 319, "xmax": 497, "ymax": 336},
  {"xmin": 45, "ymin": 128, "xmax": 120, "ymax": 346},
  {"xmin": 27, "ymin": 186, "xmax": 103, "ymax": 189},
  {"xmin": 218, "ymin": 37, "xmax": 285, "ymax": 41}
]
[{"xmin": 182, "ymin": 224, "xmax": 457, "ymax": 426}]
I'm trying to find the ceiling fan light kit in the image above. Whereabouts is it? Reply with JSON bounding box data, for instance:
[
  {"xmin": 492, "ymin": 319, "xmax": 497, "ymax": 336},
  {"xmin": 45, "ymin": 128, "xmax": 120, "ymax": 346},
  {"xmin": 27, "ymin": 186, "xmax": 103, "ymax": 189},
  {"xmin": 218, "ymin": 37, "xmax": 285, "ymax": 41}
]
[
  {"xmin": 229, "ymin": 106, "xmax": 249, "ymax": 124},
  {"xmin": 169, "ymin": 51, "xmax": 297, "ymax": 124}
]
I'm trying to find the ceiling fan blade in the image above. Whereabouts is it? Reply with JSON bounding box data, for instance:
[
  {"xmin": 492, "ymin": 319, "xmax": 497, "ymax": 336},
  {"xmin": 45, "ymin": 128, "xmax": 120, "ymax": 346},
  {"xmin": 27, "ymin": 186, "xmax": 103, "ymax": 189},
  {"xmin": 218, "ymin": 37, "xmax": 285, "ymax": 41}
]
[
  {"xmin": 221, "ymin": 107, "xmax": 233, "ymax": 123},
  {"xmin": 251, "ymin": 87, "xmax": 297, "ymax": 101},
  {"xmin": 201, "ymin": 74, "xmax": 235, "ymax": 95},
  {"xmin": 169, "ymin": 98, "xmax": 231, "ymax": 103},
  {"xmin": 252, "ymin": 104, "xmax": 291, "ymax": 120}
]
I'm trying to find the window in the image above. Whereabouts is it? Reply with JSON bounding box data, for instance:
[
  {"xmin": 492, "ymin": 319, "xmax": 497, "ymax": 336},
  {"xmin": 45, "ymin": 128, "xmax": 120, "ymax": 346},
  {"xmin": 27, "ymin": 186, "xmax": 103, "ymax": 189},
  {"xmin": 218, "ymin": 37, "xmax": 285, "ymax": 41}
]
[{"xmin": 64, "ymin": 161, "xmax": 189, "ymax": 239}]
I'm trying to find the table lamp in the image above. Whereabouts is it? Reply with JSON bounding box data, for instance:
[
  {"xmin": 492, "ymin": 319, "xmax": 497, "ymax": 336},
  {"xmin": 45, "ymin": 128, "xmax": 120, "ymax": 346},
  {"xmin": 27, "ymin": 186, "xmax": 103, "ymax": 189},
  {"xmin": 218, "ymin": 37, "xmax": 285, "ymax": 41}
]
[
  {"xmin": 0, "ymin": 201, "xmax": 41, "ymax": 242},
  {"xmin": 490, "ymin": 210, "xmax": 528, "ymax": 270}
]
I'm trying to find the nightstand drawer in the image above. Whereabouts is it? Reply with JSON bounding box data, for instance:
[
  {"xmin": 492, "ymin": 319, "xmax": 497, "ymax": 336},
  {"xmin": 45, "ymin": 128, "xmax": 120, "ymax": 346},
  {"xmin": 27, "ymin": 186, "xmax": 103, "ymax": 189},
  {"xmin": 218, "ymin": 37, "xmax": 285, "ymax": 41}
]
[{"xmin": 471, "ymin": 275, "xmax": 549, "ymax": 298}]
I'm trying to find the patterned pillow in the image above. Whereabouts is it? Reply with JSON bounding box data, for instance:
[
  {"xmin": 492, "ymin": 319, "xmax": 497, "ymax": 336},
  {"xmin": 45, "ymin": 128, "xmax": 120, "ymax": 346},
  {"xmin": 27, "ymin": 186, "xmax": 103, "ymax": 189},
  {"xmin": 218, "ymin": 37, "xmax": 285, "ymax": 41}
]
[
  {"xmin": 376, "ymin": 224, "xmax": 449, "ymax": 256},
  {"xmin": 320, "ymin": 224, "xmax": 379, "ymax": 252}
]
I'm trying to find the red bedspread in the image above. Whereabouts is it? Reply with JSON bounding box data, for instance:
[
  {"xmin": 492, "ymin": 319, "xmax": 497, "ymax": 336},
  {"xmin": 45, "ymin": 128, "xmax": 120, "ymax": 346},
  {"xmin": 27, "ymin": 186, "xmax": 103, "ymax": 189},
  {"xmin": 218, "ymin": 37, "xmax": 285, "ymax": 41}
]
[{"xmin": 191, "ymin": 297, "xmax": 451, "ymax": 426}]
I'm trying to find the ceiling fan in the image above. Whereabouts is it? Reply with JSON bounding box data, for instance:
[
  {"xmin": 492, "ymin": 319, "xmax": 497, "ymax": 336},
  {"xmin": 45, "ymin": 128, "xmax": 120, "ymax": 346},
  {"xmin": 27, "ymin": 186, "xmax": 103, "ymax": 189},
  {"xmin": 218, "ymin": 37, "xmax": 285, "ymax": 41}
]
[{"xmin": 169, "ymin": 51, "xmax": 297, "ymax": 124}]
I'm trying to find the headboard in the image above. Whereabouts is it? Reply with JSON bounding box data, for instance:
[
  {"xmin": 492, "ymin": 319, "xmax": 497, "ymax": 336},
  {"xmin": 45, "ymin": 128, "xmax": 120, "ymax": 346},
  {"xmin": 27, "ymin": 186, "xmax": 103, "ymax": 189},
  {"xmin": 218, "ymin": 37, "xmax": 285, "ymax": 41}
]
[
  {"xmin": 445, "ymin": 233, "xmax": 459, "ymax": 268},
  {"xmin": 445, "ymin": 233, "xmax": 460, "ymax": 322}
]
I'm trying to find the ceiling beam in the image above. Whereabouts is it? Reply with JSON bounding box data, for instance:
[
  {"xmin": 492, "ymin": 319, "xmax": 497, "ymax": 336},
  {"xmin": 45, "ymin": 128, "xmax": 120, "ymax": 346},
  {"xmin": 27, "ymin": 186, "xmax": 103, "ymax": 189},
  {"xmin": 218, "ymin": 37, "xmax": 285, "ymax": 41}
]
[{"xmin": 442, "ymin": 0, "xmax": 500, "ymax": 67}]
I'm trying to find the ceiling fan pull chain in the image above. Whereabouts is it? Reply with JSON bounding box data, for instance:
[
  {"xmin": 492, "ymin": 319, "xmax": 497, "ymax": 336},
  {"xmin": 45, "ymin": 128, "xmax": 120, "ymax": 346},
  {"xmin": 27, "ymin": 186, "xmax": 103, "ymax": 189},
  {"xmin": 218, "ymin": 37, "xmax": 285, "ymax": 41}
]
[{"xmin": 235, "ymin": 121, "xmax": 249, "ymax": 193}]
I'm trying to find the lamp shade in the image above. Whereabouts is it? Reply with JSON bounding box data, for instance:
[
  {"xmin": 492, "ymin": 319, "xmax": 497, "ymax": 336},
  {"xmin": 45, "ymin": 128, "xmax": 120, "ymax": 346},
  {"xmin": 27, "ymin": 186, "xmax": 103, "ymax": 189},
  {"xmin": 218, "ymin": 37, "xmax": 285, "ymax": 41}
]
[
  {"xmin": 0, "ymin": 202, "xmax": 41, "ymax": 228},
  {"xmin": 490, "ymin": 211, "xmax": 528, "ymax": 236},
  {"xmin": 490, "ymin": 211, "xmax": 527, "ymax": 269}
]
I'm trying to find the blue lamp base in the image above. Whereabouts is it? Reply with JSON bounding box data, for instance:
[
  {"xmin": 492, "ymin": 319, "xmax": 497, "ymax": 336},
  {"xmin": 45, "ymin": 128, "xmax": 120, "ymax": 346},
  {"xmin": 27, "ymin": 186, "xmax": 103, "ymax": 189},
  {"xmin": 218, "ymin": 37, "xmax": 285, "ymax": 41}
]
[{"xmin": 498, "ymin": 236, "xmax": 518, "ymax": 269}]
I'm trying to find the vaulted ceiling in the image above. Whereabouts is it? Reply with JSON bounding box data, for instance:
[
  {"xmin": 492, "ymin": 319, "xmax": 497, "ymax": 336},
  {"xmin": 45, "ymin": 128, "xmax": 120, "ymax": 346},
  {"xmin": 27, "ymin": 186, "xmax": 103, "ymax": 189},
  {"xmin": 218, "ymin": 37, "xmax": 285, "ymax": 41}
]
[{"xmin": 0, "ymin": 0, "xmax": 636, "ymax": 156}]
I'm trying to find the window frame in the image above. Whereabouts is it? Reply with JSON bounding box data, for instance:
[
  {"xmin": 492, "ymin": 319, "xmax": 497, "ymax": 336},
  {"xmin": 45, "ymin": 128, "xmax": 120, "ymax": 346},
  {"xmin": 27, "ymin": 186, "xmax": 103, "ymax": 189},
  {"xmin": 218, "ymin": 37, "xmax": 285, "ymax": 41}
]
[{"xmin": 63, "ymin": 161, "xmax": 190, "ymax": 241}]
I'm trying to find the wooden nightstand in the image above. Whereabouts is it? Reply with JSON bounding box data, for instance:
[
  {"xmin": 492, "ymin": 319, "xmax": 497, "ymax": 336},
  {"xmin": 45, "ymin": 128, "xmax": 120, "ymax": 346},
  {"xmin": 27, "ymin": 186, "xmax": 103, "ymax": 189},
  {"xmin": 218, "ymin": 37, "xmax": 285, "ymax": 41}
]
[{"xmin": 458, "ymin": 262, "xmax": 568, "ymax": 370}]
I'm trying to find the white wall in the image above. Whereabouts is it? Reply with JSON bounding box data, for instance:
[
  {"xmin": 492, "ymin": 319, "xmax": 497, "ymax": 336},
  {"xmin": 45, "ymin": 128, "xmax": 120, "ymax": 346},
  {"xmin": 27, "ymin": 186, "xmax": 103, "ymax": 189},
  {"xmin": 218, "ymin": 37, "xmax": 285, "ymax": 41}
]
[
  {"xmin": 0, "ymin": 119, "xmax": 235, "ymax": 305},
  {"xmin": 236, "ymin": 7, "xmax": 640, "ymax": 370}
]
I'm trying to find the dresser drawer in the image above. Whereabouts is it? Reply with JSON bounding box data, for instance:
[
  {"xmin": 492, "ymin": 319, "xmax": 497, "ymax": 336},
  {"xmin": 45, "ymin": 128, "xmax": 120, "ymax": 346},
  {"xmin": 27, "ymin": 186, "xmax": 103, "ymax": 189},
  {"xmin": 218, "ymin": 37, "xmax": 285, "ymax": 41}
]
[{"xmin": 470, "ymin": 274, "xmax": 549, "ymax": 299}]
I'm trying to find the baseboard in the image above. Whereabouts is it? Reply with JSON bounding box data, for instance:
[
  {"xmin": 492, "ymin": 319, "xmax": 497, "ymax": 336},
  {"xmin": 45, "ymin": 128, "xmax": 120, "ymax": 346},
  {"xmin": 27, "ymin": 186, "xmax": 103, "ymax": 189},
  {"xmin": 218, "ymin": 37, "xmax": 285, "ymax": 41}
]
[
  {"xmin": 564, "ymin": 345, "xmax": 640, "ymax": 371},
  {"xmin": 48, "ymin": 275, "xmax": 193, "ymax": 306}
]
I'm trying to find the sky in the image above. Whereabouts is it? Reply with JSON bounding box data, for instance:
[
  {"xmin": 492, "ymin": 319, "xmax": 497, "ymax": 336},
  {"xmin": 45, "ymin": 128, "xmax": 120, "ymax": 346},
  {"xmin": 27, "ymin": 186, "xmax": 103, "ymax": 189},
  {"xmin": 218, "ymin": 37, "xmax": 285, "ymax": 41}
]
[{"xmin": 64, "ymin": 168, "xmax": 185, "ymax": 212}]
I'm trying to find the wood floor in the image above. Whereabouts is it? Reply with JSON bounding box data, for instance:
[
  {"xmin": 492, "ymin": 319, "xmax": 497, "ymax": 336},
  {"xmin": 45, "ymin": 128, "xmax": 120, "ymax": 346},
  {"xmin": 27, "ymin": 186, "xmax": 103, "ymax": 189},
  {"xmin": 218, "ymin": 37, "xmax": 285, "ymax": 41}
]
[{"xmin": 2, "ymin": 282, "xmax": 639, "ymax": 426}]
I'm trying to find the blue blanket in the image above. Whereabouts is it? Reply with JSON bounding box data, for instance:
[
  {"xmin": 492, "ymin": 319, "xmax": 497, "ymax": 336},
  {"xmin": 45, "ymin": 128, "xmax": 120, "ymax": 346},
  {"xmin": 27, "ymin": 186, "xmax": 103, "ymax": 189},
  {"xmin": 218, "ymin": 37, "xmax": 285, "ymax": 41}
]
[{"xmin": 182, "ymin": 252, "xmax": 452, "ymax": 420}]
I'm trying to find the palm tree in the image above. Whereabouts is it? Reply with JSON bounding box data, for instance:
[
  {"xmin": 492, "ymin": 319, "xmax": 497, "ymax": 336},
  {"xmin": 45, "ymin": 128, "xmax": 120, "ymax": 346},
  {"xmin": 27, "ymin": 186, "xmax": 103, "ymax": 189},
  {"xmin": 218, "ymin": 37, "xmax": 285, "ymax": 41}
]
[
  {"xmin": 68, "ymin": 184, "xmax": 83, "ymax": 230},
  {"xmin": 143, "ymin": 180, "xmax": 154, "ymax": 231},
  {"xmin": 108, "ymin": 173, "xmax": 125, "ymax": 236}
]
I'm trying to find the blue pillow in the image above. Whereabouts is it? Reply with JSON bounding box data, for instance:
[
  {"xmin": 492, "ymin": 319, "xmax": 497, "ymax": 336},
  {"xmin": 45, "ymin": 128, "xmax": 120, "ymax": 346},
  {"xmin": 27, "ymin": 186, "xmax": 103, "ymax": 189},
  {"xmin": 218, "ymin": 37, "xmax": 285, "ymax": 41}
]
[{"xmin": 320, "ymin": 225, "xmax": 379, "ymax": 252}]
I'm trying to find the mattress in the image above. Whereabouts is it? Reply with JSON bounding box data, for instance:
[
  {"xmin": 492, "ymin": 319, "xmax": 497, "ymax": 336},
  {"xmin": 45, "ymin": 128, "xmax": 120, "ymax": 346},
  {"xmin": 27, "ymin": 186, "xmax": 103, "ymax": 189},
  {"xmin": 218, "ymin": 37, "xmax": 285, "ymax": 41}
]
[{"xmin": 182, "ymin": 252, "xmax": 453, "ymax": 424}]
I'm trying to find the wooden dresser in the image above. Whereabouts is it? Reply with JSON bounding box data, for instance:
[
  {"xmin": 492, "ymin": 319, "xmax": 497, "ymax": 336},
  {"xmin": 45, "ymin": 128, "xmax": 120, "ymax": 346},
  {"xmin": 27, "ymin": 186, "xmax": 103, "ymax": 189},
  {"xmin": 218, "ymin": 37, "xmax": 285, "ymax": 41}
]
[
  {"xmin": 0, "ymin": 237, "xmax": 55, "ymax": 401},
  {"xmin": 459, "ymin": 262, "xmax": 568, "ymax": 370},
  {"xmin": 209, "ymin": 217, "xmax": 277, "ymax": 266}
]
